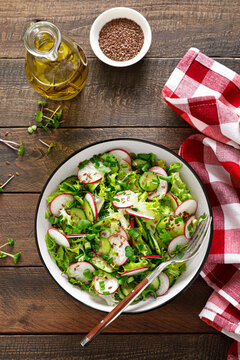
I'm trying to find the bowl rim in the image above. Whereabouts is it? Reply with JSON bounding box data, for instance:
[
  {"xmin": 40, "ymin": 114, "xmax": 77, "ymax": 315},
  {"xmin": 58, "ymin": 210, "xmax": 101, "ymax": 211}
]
[
  {"xmin": 89, "ymin": 7, "xmax": 152, "ymax": 67},
  {"xmin": 35, "ymin": 138, "xmax": 213, "ymax": 315}
]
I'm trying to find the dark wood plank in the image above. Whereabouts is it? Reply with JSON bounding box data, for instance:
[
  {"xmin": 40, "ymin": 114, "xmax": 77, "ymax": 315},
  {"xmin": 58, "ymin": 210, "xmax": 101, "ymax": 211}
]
[
  {"xmin": 0, "ymin": 267, "xmax": 214, "ymax": 333},
  {"xmin": 0, "ymin": 334, "xmax": 232, "ymax": 360},
  {"xmin": 1, "ymin": 58, "xmax": 240, "ymax": 128},
  {"xmin": 0, "ymin": 128, "xmax": 197, "ymax": 192},
  {"xmin": 0, "ymin": 58, "xmax": 185, "ymax": 127},
  {"xmin": 1, "ymin": 0, "xmax": 240, "ymax": 58}
]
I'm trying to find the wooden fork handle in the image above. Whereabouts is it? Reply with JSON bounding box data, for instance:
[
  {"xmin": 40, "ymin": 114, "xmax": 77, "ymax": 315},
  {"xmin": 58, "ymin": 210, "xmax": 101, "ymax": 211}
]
[{"xmin": 81, "ymin": 277, "xmax": 149, "ymax": 346}]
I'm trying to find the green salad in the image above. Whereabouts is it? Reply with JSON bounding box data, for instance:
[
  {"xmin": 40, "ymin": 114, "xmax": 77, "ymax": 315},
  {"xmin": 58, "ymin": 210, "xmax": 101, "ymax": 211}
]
[{"xmin": 45, "ymin": 148, "xmax": 201, "ymax": 305}]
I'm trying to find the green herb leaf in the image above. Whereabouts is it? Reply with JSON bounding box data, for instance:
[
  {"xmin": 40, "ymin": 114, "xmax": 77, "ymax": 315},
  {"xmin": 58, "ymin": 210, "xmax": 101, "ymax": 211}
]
[
  {"xmin": 48, "ymin": 143, "xmax": 54, "ymax": 152},
  {"xmin": 128, "ymin": 228, "xmax": 140, "ymax": 240},
  {"xmin": 13, "ymin": 252, "xmax": 21, "ymax": 264},
  {"xmin": 0, "ymin": 252, "xmax": 7, "ymax": 259},
  {"xmin": 18, "ymin": 142, "xmax": 24, "ymax": 155},
  {"xmin": 7, "ymin": 238, "xmax": 14, "ymax": 246},
  {"xmin": 83, "ymin": 269, "xmax": 94, "ymax": 280},
  {"xmin": 35, "ymin": 110, "xmax": 43, "ymax": 123},
  {"xmin": 99, "ymin": 280, "xmax": 105, "ymax": 291},
  {"xmin": 38, "ymin": 101, "xmax": 47, "ymax": 106}
]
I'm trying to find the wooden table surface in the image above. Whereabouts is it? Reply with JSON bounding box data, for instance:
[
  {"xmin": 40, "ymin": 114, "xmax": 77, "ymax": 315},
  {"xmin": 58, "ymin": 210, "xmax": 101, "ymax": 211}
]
[{"xmin": 0, "ymin": 1, "xmax": 236, "ymax": 359}]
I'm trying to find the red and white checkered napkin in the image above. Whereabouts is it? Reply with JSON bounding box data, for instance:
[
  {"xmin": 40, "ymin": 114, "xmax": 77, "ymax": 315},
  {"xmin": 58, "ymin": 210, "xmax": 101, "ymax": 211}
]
[{"xmin": 162, "ymin": 48, "xmax": 240, "ymax": 360}]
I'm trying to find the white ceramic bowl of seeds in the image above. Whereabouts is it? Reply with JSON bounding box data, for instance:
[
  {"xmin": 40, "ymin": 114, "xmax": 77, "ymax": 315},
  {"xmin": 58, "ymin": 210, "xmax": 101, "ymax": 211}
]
[{"xmin": 90, "ymin": 7, "xmax": 152, "ymax": 67}]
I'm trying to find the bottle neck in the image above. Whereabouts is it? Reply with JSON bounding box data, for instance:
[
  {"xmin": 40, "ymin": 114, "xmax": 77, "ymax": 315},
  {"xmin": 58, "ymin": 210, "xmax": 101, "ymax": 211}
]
[{"xmin": 24, "ymin": 21, "xmax": 61, "ymax": 61}]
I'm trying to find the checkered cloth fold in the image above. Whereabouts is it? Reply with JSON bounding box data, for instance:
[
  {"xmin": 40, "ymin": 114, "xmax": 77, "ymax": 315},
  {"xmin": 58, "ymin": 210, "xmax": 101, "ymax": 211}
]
[{"xmin": 162, "ymin": 48, "xmax": 240, "ymax": 360}]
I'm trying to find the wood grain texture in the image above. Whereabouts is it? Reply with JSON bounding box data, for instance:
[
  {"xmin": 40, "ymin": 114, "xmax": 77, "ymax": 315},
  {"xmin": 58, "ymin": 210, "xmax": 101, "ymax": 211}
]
[
  {"xmin": 1, "ymin": 0, "xmax": 240, "ymax": 59},
  {"xmin": 0, "ymin": 58, "xmax": 240, "ymax": 128},
  {"xmin": 0, "ymin": 334, "xmax": 232, "ymax": 360},
  {"xmin": 0, "ymin": 267, "xmax": 214, "ymax": 334},
  {"xmin": 0, "ymin": 128, "xmax": 197, "ymax": 192}
]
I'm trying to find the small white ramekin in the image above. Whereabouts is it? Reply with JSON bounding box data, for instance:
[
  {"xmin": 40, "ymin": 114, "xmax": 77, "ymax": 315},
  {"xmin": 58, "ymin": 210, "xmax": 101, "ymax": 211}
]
[{"xmin": 89, "ymin": 7, "xmax": 152, "ymax": 67}]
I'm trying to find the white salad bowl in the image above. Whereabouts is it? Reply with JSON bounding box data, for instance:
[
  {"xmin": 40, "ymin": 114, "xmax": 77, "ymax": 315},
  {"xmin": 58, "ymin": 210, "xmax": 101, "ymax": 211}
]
[{"xmin": 35, "ymin": 138, "xmax": 213, "ymax": 314}]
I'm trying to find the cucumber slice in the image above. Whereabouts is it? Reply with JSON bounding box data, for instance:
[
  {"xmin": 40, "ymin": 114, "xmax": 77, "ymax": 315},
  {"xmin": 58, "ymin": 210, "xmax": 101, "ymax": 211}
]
[
  {"xmin": 147, "ymin": 231, "xmax": 162, "ymax": 255},
  {"xmin": 91, "ymin": 256, "xmax": 114, "ymax": 273},
  {"xmin": 151, "ymin": 276, "xmax": 160, "ymax": 291},
  {"xmin": 116, "ymin": 287, "xmax": 125, "ymax": 300},
  {"xmin": 135, "ymin": 217, "xmax": 148, "ymax": 240},
  {"xmin": 139, "ymin": 172, "xmax": 159, "ymax": 192},
  {"xmin": 157, "ymin": 215, "xmax": 185, "ymax": 237},
  {"xmin": 100, "ymin": 153, "xmax": 120, "ymax": 173},
  {"xmin": 82, "ymin": 199, "xmax": 94, "ymax": 222},
  {"xmin": 69, "ymin": 207, "xmax": 86, "ymax": 223},
  {"xmin": 98, "ymin": 237, "xmax": 111, "ymax": 256},
  {"xmin": 133, "ymin": 158, "xmax": 150, "ymax": 169}
]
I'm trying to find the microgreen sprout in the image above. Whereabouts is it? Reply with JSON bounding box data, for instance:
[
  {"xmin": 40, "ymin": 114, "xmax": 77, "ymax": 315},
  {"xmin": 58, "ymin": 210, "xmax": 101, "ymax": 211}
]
[
  {"xmin": 0, "ymin": 251, "xmax": 21, "ymax": 264},
  {"xmin": 0, "ymin": 238, "xmax": 14, "ymax": 249},
  {"xmin": 0, "ymin": 237, "xmax": 21, "ymax": 264},
  {"xmin": 0, "ymin": 139, "xmax": 24, "ymax": 155},
  {"xmin": 0, "ymin": 175, "xmax": 14, "ymax": 192},
  {"xmin": 34, "ymin": 102, "xmax": 62, "ymax": 131},
  {"xmin": 39, "ymin": 139, "xmax": 54, "ymax": 152}
]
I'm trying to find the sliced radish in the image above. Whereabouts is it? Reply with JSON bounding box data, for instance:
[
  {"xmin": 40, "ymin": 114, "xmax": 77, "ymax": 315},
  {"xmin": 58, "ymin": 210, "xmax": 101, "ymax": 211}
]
[
  {"xmin": 112, "ymin": 191, "xmax": 136, "ymax": 209},
  {"xmin": 69, "ymin": 261, "xmax": 95, "ymax": 283},
  {"xmin": 164, "ymin": 192, "xmax": 178, "ymax": 210},
  {"xmin": 85, "ymin": 192, "xmax": 98, "ymax": 221},
  {"xmin": 115, "ymin": 226, "xmax": 128, "ymax": 240},
  {"xmin": 108, "ymin": 234, "xmax": 129, "ymax": 266},
  {"xmin": 184, "ymin": 215, "xmax": 197, "ymax": 239},
  {"xmin": 167, "ymin": 235, "xmax": 189, "ymax": 256},
  {"xmin": 120, "ymin": 159, "xmax": 132, "ymax": 174},
  {"xmin": 125, "ymin": 209, "xmax": 155, "ymax": 220},
  {"xmin": 149, "ymin": 166, "xmax": 168, "ymax": 177},
  {"xmin": 109, "ymin": 148, "xmax": 132, "ymax": 165},
  {"xmin": 130, "ymin": 217, "xmax": 134, "ymax": 228},
  {"xmin": 148, "ymin": 179, "xmax": 168, "ymax": 201},
  {"xmin": 144, "ymin": 255, "xmax": 163, "ymax": 259},
  {"xmin": 175, "ymin": 199, "xmax": 198, "ymax": 218},
  {"xmin": 156, "ymin": 273, "xmax": 170, "ymax": 296},
  {"xmin": 94, "ymin": 274, "xmax": 119, "ymax": 295},
  {"xmin": 48, "ymin": 228, "xmax": 70, "ymax": 247},
  {"xmin": 50, "ymin": 193, "xmax": 74, "ymax": 217},
  {"xmin": 99, "ymin": 229, "xmax": 111, "ymax": 238},
  {"xmin": 121, "ymin": 267, "xmax": 149, "ymax": 276},
  {"xmin": 78, "ymin": 162, "xmax": 103, "ymax": 184},
  {"xmin": 95, "ymin": 195, "xmax": 104, "ymax": 214},
  {"xmin": 66, "ymin": 234, "xmax": 86, "ymax": 238}
]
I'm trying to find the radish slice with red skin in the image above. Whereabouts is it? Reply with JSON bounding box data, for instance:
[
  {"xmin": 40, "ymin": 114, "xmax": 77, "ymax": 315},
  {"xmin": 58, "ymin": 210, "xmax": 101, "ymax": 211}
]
[
  {"xmin": 147, "ymin": 166, "xmax": 168, "ymax": 201},
  {"xmin": 175, "ymin": 199, "xmax": 198, "ymax": 218},
  {"xmin": 144, "ymin": 255, "xmax": 163, "ymax": 259},
  {"xmin": 168, "ymin": 235, "xmax": 189, "ymax": 257},
  {"xmin": 69, "ymin": 261, "xmax": 95, "ymax": 283},
  {"xmin": 48, "ymin": 228, "xmax": 70, "ymax": 247},
  {"xmin": 164, "ymin": 192, "xmax": 178, "ymax": 210},
  {"xmin": 125, "ymin": 209, "xmax": 155, "ymax": 221},
  {"xmin": 85, "ymin": 192, "xmax": 98, "ymax": 221},
  {"xmin": 149, "ymin": 166, "xmax": 168, "ymax": 177},
  {"xmin": 66, "ymin": 234, "xmax": 86, "ymax": 238},
  {"xmin": 115, "ymin": 226, "xmax": 128, "ymax": 240},
  {"xmin": 50, "ymin": 193, "xmax": 74, "ymax": 217},
  {"xmin": 99, "ymin": 230, "xmax": 111, "ymax": 238},
  {"xmin": 109, "ymin": 149, "xmax": 132, "ymax": 165},
  {"xmin": 77, "ymin": 163, "xmax": 103, "ymax": 184},
  {"xmin": 121, "ymin": 267, "xmax": 149, "ymax": 276},
  {"xmin": 94, "ymin": 274, "xmax": 119, "ymax": 295},
  {"xmin": 95, "ymin": 195, "xmax": 104, "ymax": 214},
  {"xmin": 108, "ymin": 234, "xmax": 129, "ymax": 266},
  {"xmin": 184, "ymin": 215, "xmax": 197, "ymax": 239},
  {"xmin": 156, "ymin": 273, "xmax": 170, "ymax": 296},
  {"xmin": 112, "ymin": 191, "xmax": 136, "ymax": 209}
]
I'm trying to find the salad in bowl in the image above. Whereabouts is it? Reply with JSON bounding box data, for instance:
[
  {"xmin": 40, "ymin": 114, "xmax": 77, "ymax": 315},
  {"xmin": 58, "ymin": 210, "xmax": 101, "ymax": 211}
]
[{"xmin": 44, "ymin": 147, "xmax": 207, "ymax": 307}]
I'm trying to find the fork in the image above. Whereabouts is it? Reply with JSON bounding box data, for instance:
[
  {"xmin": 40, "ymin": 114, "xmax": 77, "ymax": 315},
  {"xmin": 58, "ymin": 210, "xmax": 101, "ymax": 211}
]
[{"xmin": 81, "ymin": 214, "xmax": 212, "ymax": 347}]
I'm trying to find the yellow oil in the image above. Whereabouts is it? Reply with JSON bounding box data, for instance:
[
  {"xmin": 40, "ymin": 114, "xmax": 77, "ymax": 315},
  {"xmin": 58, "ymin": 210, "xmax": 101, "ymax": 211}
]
[{"xmin": 25, "ymin": 33, "xmax": 88, "ymax": 100}]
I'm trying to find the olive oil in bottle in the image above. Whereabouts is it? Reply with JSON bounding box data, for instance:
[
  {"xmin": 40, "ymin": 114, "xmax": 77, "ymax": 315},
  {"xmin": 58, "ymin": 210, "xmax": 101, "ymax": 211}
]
[{"xmin": 24, "ymin": 22, "xmax": 88, "ymax": 100}]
